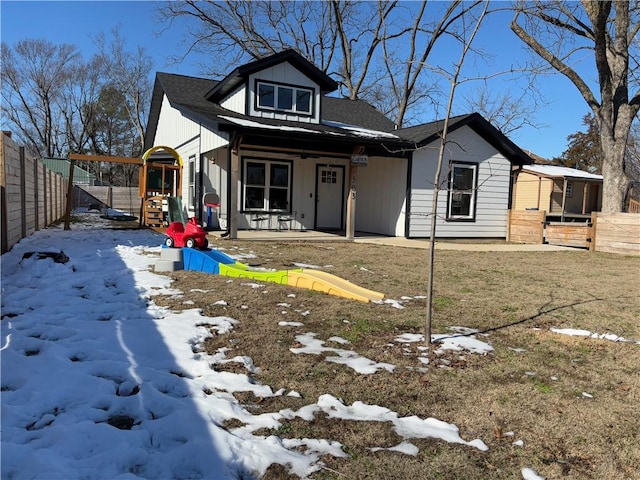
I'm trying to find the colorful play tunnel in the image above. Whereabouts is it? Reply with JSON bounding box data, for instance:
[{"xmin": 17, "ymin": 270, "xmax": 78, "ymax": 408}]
[{"xmin": 180, "ymin": 248, "xmax": 384, "ymax": 303}]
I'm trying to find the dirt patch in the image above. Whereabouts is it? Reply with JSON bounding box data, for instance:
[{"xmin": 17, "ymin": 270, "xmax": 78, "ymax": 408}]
[{"xmin": 154, "ymin": 240, "xmax": 640, "ymax": 479}]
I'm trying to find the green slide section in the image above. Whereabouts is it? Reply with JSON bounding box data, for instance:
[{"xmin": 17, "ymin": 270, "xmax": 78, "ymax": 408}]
[
  {"xmin": 219, "ymin": 262, "xmax": 301, "ymax": 284},
  {"xmin": 166, "ymin": 196, "xmax": 186, "ymax": 224}
]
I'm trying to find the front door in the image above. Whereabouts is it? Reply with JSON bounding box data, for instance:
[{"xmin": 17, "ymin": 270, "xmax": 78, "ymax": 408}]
[{"xmin": 315, "ymin": 165, "xmax": 344, "ymax": 230}]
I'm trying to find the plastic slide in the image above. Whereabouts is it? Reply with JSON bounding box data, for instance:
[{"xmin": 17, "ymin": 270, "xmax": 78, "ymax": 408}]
[
  {"xmin": 165, "ymin": 196, "xmax": 186, "ymax": 225},
  {"xmin": 179, "ymin": 247, "xmax": 384, "ymax": 302}
]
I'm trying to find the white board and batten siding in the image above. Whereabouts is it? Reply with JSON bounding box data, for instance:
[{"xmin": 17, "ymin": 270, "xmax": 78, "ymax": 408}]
[
  {"xmin": 409, "ymin": 126, "xmax": 512, "ymax": 238},
  {"xmin": 156, "ymin": 95, "xmax": 229, "ymax": 152},
  {"xmin": 220, "ymin": 85, "xmax": 246, "ymax": 115},
  {"xmin": 154, "ymin": 94, "xmax": 231, "ymax": 218},
  {"xmin": 356, "ymin": 156, "xmax": 407, "ymax": 236},
  {"xmin": 247, "ymin": 63, "xmax": 321, "ymax": 124}
]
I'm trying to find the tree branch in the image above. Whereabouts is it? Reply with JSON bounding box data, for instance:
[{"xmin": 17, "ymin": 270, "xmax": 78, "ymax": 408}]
[{"xmin": 510, "ymin": 11, "xmax": 600, "ymax": 111}]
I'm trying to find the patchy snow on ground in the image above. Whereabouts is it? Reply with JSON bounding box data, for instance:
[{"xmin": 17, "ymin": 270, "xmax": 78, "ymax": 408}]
[
  {"xmin": 2, "ymin": 222, "xmax": 497, "ymax": 479},
  {"xmin": 395, "ymin": 327, "xmax": 494, "ymax": 356},
  {"xmin": 522, "ymin": 467, "xmax": 546, "ymax": 479},
  {"xmin": 550, "ymin": 327, "xmax": 640, "ymax": 344}
]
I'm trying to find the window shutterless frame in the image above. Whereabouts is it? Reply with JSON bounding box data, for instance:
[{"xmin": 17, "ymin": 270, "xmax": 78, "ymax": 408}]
[
  {"xmin": 254, "ymin": 80, "xmax": 314, "ymax": 116},
  {"xmin": 188, "ymin": 155, "xmax": 196, "ymax": 208},
  {"xmin": 241, "ymin": 157, "xmax": 293, "ymax": 213},
  {"xmin": 446, "ymin": 162, "xmax": 478, "ymax": 221}
]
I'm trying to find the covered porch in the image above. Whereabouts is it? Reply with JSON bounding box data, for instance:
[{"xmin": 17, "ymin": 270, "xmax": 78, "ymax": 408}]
[{"xmin": 205, "ymin": 122, "xmax": 410, "ymax": 240}]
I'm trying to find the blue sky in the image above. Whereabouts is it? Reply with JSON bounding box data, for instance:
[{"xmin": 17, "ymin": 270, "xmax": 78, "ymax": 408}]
[{"xmin": 1, "ymin": 1, "xmax": 593, "ymax": 159}]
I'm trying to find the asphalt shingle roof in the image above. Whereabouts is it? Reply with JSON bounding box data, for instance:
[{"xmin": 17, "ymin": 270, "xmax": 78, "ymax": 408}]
[
  {"xmin": 145, "ymin": 72, "xmax": 405, "ymax": 149},
  {"xmin": 145, "ymin": 71, "xmax": 532, "ymax": 165},
  {"xmin": 397, "ymin": 113, "xmax": 532, "ymax": 165}
]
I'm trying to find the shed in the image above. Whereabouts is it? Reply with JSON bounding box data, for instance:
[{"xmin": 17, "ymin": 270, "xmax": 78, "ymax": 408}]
[
  {"xmin": 42, "ymin": 158, "xmax": 96, "ymax": 185},
  {"xmin": 513, "ymin": 164, "xmax": 603, "ymax": 220}
]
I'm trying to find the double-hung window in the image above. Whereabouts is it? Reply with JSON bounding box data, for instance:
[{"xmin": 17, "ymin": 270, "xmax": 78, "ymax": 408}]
[
  {"xmin": 188, "ymin": 155, "xmax": 196, "ymax": 208},
  {"xmin": 243, "ymin": 159, "xmax": 291, "ymax": 212},
  {"xmin": 447, "ymin": 162, "xmax": 477, "ymax": 220},
  {"xmin": 256, "ymin": 81, "xmax": 313, "ymax": 115}
]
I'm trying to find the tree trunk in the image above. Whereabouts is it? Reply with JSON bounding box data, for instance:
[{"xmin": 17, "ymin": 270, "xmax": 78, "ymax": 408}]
[
  {"xmin": 599, "ymin": 124, "xmax": 630, "ymax": 213},
  {"xmin": 511, "ymin": 1, "xmax": 640, "ymax": 214}
]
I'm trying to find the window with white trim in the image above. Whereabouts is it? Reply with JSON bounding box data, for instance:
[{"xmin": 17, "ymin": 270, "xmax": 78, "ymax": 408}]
[
  {"xmin": 188, "ymin": 155, "xmax": 196, "ymax": 208},
  {"xmin": 243, "ymin": 159, "xmax": 291, "ymax": 212},
  {"xmin": 447, "ymin": 163, "xmax": 477, "ymax": 220},
  {"xmin": 256, "ymin": 81, "xmax": 313, "ymax": 115}
]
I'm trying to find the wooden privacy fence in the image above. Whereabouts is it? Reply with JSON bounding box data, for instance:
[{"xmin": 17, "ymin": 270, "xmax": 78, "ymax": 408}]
[
  {"xmin": 545, "ymin": 222, "xmax": 592, "ymax": 249},
  {"xmin": 1, "ymin": 133, "xmax": 67, "ymax": 253},
  {"xmin": 506, "ymin": 210, "xmax": 545, "ymax": 244},
  {"xmin": 590, "ymin": 213, "xmax": 640, "ymax": 255},
  {"xmin": 507, "ymin": 209, "xmax": 640, "ymax": 255}
]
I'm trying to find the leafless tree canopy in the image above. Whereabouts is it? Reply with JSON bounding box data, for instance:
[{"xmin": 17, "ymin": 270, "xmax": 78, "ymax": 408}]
[
  {"xmin": 94, "ymin": 28, "xmax": 153, "ymax": 157},
  {"xmin": 511, "ymin": 0, "xmax": 640, "ymax": 212},
  {"xmin": 1, "ymin": 32, "xmax": 152, "ymax": 186},
  {"xmin": 157, "ymin": 0, "xmax": 498, "ymax": 128},
  {"xmin": 1, "ymin": 40, "xmax": 80, "ymax": 158},
  {"xmin": 462, "ymin": 86, "xmax": 548, "ymax": 136}
]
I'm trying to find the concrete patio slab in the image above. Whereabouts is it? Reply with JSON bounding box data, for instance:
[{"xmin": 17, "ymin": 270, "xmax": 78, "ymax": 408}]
[{"xmin": 207, "ymin": 230, "xmax": 583, "ymax": 252}]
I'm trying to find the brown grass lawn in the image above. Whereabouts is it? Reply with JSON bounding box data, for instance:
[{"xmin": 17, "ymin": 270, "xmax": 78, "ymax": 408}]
[{"xmin": 155, "ymin": 240, "xmax": 640, "ymax": 480}]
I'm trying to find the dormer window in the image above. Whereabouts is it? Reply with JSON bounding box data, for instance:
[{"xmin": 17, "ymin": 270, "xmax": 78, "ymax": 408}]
[{"xmin": 256, "ymin": 81, "xmax": 313, "ymax": 115}]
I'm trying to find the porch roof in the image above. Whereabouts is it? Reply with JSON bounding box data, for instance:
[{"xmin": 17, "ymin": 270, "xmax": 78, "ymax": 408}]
[{"xmin": 523, "ymin": 164, "xmax": 603, "ymax": 181}]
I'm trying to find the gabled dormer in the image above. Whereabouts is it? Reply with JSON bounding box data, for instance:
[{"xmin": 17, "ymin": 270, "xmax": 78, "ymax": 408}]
[{"xmin": 204, "ymin": 49, "xmax": 338, "ymax": 124}]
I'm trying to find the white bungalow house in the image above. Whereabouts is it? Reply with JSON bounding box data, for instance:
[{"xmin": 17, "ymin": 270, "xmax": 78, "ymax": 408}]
[{"xmin": 144, "ymin": 49, "xmax": 531, "ymax": 239}]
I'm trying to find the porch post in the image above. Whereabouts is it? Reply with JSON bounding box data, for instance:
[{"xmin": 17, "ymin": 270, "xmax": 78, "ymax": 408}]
[
  {"xmin": 227, "ymin": 142, "xmax": 240, "ymax": 240},
  {"xmin": 582, "ymin": 182, "xmax": 588, "ymax": 214},
  {"xmin": 346, "ymin": 146, "xmax": 365, "ymax": 240},
  {"xmin": 560, "ymin": 177, "xmax": 567, "ymax": 222},
  {"xmin": 346, "ymin": 163, "xmax": 357, "ymax": 240}
]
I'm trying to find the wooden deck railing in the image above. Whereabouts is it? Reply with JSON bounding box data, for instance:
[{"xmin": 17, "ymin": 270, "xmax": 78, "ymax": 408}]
[{"xmin": 629, "ymin": 198, "xmax": 640, "ymax": 213}]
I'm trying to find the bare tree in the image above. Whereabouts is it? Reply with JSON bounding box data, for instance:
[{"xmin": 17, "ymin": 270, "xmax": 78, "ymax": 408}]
[
  {"xmin": 511, "ymin": 0, "xmax": 640, "ymax": 213},
  {"xmin": 157, "ymin": 0, "xmax": 339, "ymax": 75},
  {"xmin": 1, "ymin": 31, "xmax": 151, "ymax": 188},
  {"xmin": 158, "ymin": 0, "xmax": 401, "ymax": 101},
  {"xmin": 628, "ymin": 119, "xmax": 640, "ymax": 188},
  {"xmin": 462, "ymin": 85, "xmax": 548, "ymax": 135},
  {"xmin": 61, "ymin": 55, "xmax": 107, "ymax": 160},
  {"xmin": 94, "ymin": 28, "xmax": 153, "ymax": 157},
  {"xmin": 424, "ymin": 2, "xmax": 490, "ymax": 349},
  {"xmin": 1, "ymin": 39, "xmax": 80, "ymax": 158},
  {"xmin": 156, "ymin": 0, "xmax": 484, "ymax": 127},
  {"xmin": 380, "ymin": 1, "xmax": 485, "ymax": 127}
]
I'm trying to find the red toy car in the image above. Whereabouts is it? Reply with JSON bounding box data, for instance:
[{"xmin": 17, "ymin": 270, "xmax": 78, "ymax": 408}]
[{"xmin": 165, "ymin": 217, "xmax": 209, "ymax": 249}]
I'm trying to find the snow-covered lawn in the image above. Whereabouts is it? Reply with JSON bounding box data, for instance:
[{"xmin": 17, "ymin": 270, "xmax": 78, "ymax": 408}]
[
  {"xmin": 0, "ymin": 223, "xmax": 500, "ymax": 479},
  {"xmin": 5, "ymin": 218, "xmax": 633, "ymax": 479}
]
